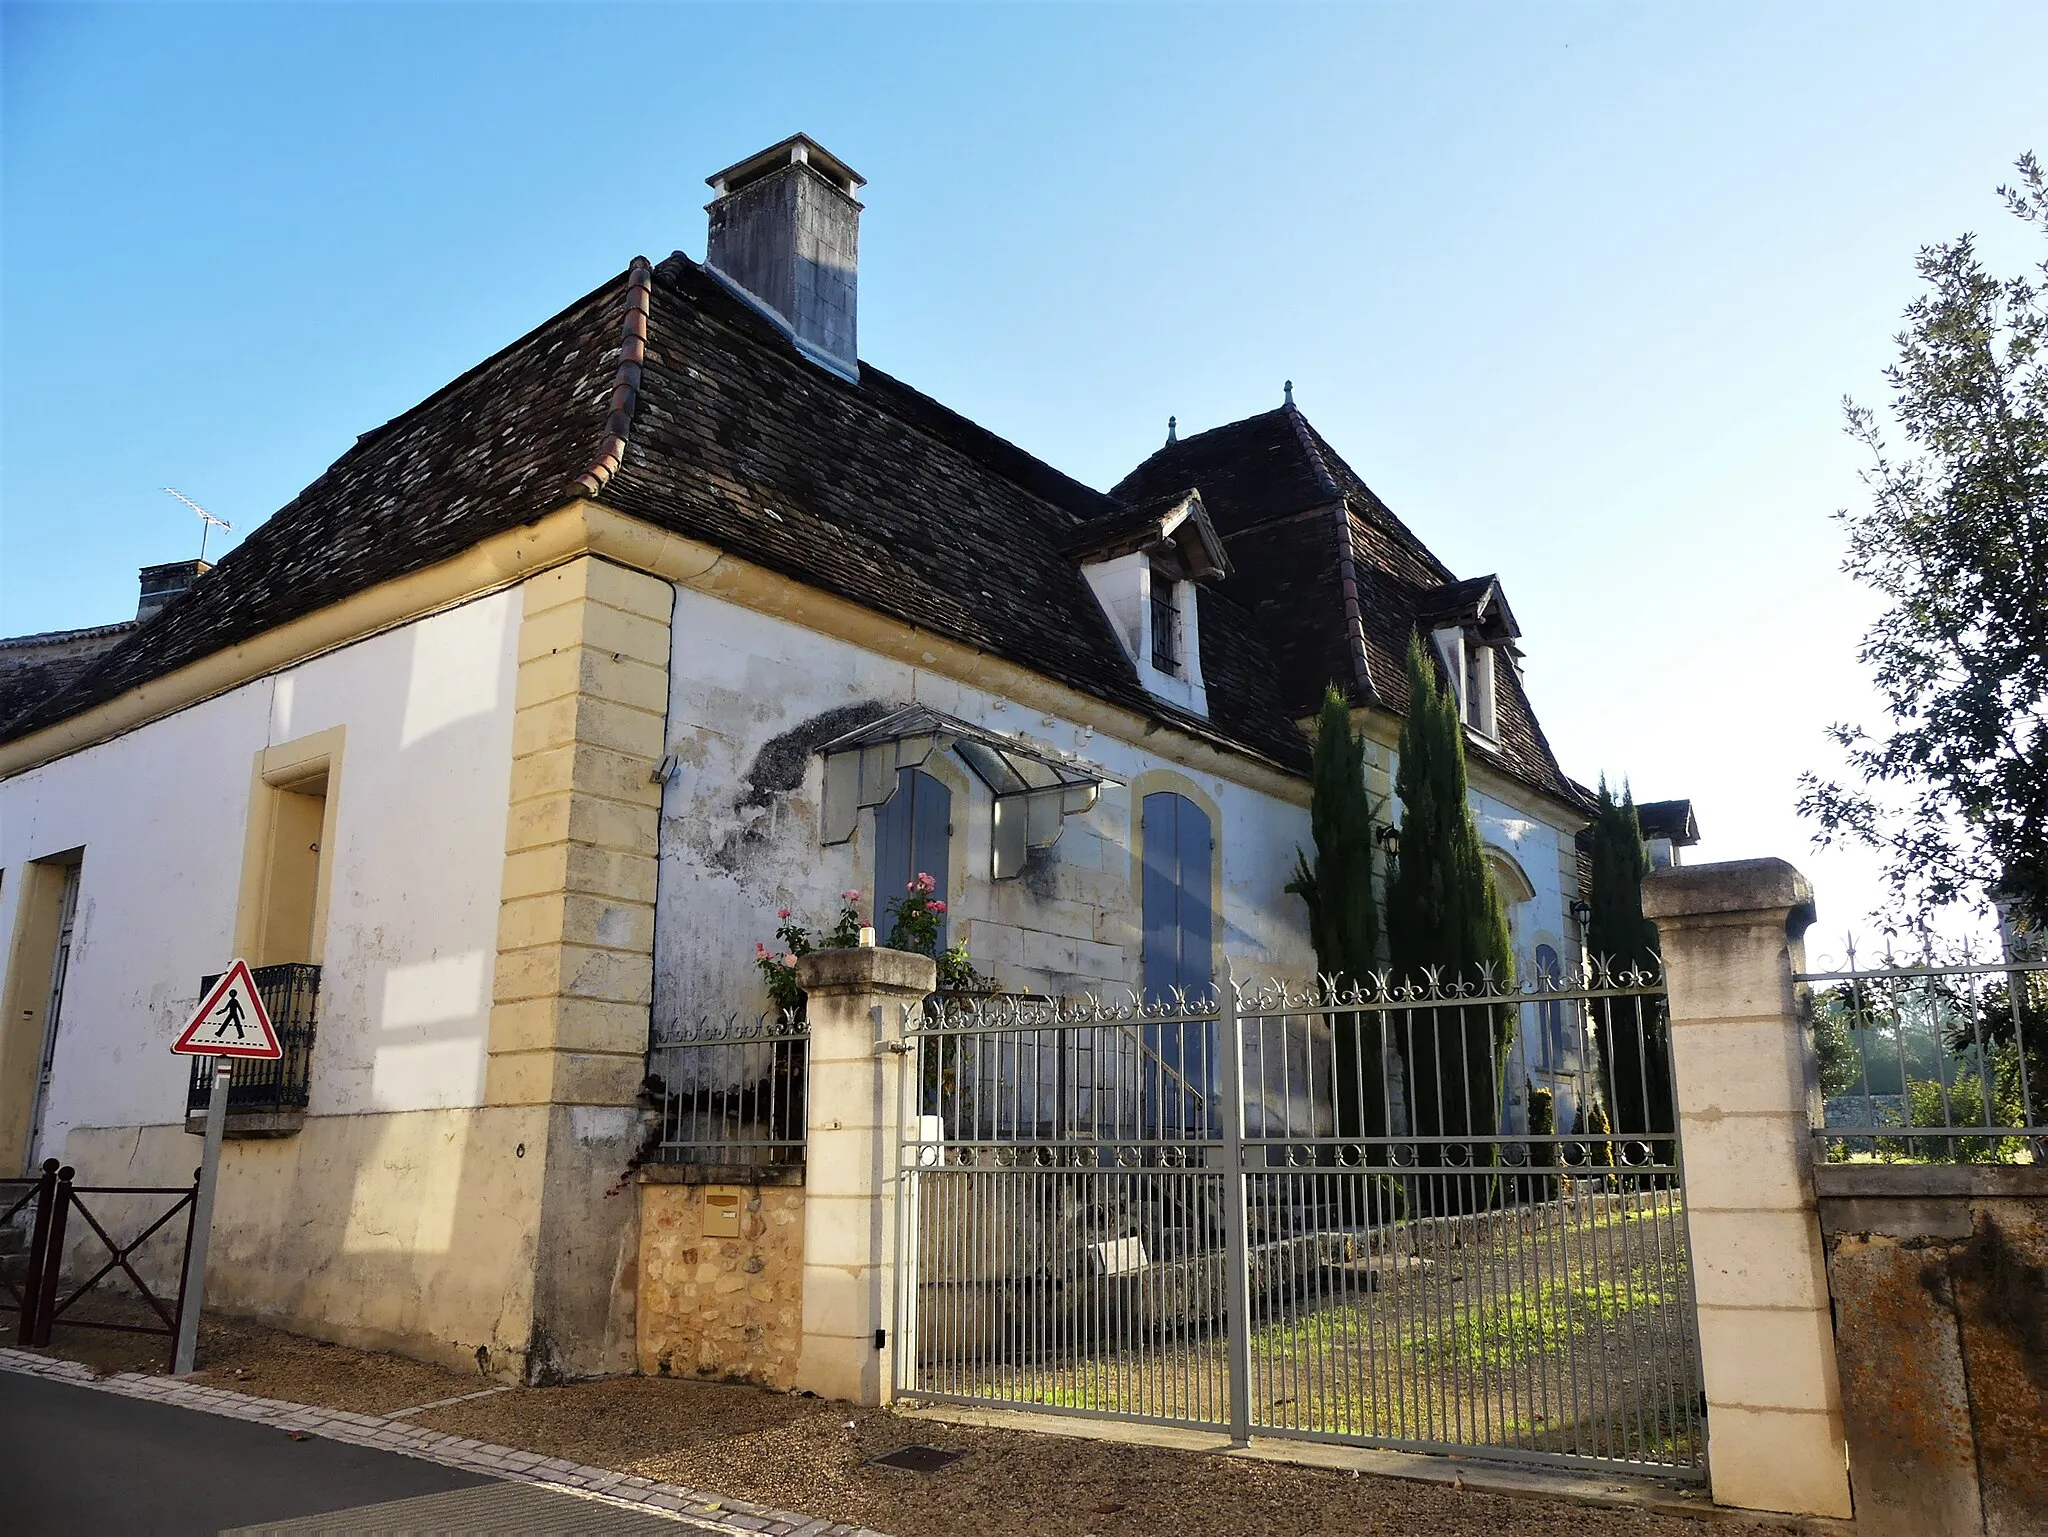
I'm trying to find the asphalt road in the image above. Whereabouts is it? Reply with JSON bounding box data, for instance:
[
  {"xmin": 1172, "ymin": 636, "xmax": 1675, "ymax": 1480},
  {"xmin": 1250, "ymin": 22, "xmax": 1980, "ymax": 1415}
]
[{"xmin": 0, "ymin": 1372, "xmax": 716, "ymax": 1534}]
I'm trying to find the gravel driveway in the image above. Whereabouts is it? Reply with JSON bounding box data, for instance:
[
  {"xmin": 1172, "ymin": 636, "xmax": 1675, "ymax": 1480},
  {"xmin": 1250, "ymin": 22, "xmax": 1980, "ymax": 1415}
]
[{"xmin": 25, "ymin": 1309, "xmax": 1798, "ymax": 1537}]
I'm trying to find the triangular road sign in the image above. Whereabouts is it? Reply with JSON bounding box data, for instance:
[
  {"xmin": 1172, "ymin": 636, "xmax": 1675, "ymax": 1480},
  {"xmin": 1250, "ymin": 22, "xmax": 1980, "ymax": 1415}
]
[{"xmin": 172, "ymin": 960, "xmax": 281, "ymax": 1059}]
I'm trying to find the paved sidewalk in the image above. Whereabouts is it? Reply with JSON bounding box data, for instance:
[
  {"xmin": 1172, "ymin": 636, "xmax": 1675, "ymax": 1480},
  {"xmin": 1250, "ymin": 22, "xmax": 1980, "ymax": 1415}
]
[{"xmin": 0, "ymin": 1348, "xmax": 885, "ymax": 1537}]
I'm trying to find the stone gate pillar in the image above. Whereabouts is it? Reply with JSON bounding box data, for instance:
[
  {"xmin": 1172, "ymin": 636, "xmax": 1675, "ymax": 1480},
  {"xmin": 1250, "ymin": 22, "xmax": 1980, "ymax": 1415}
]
[
  {"xmin": 793, "ymin": 944, "xmax": 935, "ymax": 1406},
  {"xmin": 1642, "ymin": 858, "xmax": 1853, "ymax": 1519}
]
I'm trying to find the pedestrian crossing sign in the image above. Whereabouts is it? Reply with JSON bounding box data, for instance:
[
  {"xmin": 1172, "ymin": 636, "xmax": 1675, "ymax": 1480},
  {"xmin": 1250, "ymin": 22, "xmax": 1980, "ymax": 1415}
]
[{"xmin": 172, "ymin": 959, "xmax": 281, "ymax": 1059}]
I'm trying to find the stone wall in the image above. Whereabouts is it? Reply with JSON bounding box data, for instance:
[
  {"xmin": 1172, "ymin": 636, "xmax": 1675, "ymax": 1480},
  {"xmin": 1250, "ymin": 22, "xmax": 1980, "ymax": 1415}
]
[
  {"xmin": 1817, "ymin": 1163, "xmax": 2048, "ymax": 1537},
  {"xmin": 637, "ymin": 1175, "xmax": 805, "ymax": 1389}
]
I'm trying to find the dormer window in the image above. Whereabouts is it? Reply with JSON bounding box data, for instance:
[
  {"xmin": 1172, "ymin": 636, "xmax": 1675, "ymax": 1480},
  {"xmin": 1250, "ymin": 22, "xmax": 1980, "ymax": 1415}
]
[
  {"xmin": 1420, "ymin": 575, "xmax": 1521, "ymax": 747},
  {"xmin": 1463, "ymin": 640, "xmax": 1496, "ymax": 739},
  {"xmin": 1433, "ymin": 625, "xmax": 1499, "ymax": 742},
  {"xmin": 1066, "ymin": 488, "xmax": 1230, "ymax": 718},
  {"xmin": 1151, "ymin": 577, "xmax": 1180, "ymax": 675}
]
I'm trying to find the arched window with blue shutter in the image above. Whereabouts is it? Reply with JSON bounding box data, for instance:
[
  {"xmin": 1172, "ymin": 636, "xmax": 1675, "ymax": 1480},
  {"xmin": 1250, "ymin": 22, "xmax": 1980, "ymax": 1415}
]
[
  {"xmin": 1140, "ymin": 790, "xmax": 1214, "ymax": 1128},
  {"xmin": 874, "ymin": 767, "xmax": 951, "ymax": 948}
]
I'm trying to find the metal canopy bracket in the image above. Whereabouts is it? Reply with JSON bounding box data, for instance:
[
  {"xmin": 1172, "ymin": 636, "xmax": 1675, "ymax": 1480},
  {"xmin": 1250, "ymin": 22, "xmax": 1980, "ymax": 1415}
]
[{"xmin": 817, "ymin": 705, "xmax": 1115, "ymax": 879}]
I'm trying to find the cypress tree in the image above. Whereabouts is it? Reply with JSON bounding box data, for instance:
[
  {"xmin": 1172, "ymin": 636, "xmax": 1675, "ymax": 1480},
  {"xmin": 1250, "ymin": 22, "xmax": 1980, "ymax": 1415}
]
[
  {"xmin": 1386, "ymin": 636, "xmax": 1516, "ymax": 1208},
  {"xmin": 1586, "ymin": 780, "xmax": 1676, "ymax": 1153},
  {"xmin": 1285, "ymin": 687, "xmax": 1386, "ymax": 1142}
]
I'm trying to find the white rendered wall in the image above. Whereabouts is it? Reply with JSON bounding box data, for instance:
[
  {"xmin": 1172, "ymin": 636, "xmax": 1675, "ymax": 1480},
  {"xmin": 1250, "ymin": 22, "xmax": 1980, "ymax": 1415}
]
[
  {"xmin": 1470, "ymin": 785, "xmax": 1571, "ymax": 979},
  {"xmin": 1472, "ymin": 787, "xmax": 1584, "ymax": 1134},
  {"xmin": 653, "ymin": 584, "xmax": 1313, "ymax": 1029},
  {"xmin": 0, "ymin": 593, "xmax": 520, "ymax": 1162}
]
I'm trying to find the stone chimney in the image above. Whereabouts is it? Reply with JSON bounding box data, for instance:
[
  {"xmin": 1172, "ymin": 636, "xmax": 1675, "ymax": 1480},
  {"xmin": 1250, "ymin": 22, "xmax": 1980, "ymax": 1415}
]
[
  {"xmin": 137, "ymin": 559, "xmax": 208, "ymax": 621},
  {"xmin": 705, "ymin": 134, "xmax": 865, "ymax": 381}
]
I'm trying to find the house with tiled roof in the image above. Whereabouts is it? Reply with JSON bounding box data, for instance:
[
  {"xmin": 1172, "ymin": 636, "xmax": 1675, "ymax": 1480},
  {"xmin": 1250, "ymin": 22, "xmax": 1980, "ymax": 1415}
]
[{"xmin": 0, "ymin": 136, "xmax": 1595, "ymax": 1381}]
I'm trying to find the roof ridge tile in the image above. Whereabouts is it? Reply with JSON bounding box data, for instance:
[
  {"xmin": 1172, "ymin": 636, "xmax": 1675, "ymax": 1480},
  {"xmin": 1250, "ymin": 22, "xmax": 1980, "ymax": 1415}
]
[
  {"xmin": 570, "ymin": 256, "xmax": 655, "ymax": 497},
  {"xmin": 1286, "ymin": 406, "xmax": 1374, "ymax": 703}
]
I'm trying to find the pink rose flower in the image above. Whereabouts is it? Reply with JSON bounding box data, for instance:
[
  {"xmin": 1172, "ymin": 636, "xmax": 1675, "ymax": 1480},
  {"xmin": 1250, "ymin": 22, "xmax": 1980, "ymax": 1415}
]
[
  {"xmin": 929, "ymin": 900, "xmax": 947, "ymax": 914},
  {"xmin": 780, "ymin": 953, "xmax": 796, "ymax": 968},
  {"xmin": 843, "ymin": 890, "xmax": 862, "ymax": 903},
  {"xmin": 777, "ymin": 907, "xmax": 792, "ymax": 920}
]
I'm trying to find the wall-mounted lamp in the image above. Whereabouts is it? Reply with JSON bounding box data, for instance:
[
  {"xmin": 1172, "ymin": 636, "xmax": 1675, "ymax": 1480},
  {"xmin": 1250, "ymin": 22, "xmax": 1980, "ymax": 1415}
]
[
  {"xmin": 1569, "ymin": 898, "xmax": 1593, "ymax": 927},
  {"xmin": 1375, "ymin": 823, "xmax": 1401, "ymax": 858}
]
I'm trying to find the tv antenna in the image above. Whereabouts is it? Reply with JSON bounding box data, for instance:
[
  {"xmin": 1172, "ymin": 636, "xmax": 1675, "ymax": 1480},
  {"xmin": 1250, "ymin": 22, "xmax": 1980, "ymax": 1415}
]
[{"xmin": 163, "ymin": 488, "xmax": 233, "ymax": 561}]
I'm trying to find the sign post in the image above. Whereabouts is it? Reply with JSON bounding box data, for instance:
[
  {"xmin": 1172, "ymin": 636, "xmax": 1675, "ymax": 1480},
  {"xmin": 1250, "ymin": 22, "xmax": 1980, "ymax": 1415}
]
[{"xmin": 169, "ymin": 960, "xmax": 279, "ymax": 1376}]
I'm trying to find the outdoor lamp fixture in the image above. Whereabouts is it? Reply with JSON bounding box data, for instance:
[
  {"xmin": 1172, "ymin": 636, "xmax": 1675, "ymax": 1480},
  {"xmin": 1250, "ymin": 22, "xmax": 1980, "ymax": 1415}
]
[
  {"xmin": 1375, "ymin": 823, "xmax": 1401, "ymax": 858},
  {"xmin": 1569, "ymin": 898, "xmax": 1593, "ymax": 927}
]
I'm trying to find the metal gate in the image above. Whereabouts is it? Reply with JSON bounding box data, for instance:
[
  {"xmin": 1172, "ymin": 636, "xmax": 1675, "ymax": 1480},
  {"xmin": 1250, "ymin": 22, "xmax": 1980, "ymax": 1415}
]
[{"xmin": 894, "ymin": 967, "xmax": 1704, "ymax": 1479}]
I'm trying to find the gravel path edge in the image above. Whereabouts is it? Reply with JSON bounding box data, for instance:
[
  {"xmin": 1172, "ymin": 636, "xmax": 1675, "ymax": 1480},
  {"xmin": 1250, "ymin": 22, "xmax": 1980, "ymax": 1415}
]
[
  {"xmin": 892, "ymin": 1402, "xmax": 1859, "ymax": 1534},
  {"xmin": 0, "ymin": 1348, "xmax": 887, "ymax": 1537}
]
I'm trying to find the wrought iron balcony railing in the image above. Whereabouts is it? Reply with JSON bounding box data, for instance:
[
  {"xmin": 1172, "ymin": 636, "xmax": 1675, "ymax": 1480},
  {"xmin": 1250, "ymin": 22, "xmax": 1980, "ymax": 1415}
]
[
  {"xmin": 184, "ymin": 963, "xmax": 321, "ymax": 1127},
  {"xmin": 644, "ymin": 1013, "xmax": 808, "ymax": 1169}
]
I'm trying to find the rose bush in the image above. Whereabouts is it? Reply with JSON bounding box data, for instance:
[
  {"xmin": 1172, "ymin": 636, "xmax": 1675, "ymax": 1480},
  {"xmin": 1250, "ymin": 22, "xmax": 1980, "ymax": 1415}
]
[{"xmin": 753, "ymin": 891, "xmax": 864, "ymax": 1020}]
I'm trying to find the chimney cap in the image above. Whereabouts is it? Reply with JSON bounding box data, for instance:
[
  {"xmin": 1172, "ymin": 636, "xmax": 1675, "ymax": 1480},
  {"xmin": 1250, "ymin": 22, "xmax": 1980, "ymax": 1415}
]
[
  {"xmin": 136, "ymin": 557, "xmax": 210, "ymax": 621},
  {"xmin": 706, "ymin": 134, "xmax": 865, "ymax": 199}
]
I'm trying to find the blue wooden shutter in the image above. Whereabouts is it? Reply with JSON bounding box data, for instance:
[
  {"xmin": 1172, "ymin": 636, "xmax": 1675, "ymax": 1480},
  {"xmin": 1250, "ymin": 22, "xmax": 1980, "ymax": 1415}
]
[
  {"xmin": 1175, "ymin": 795, "xmax": 1214, "ymax": 992},
  {"xmin": 1141, "ymin": 790, "xmax": 1216, "ymax": 1120},
  {"xmin": 1141, "ymin": 792, "xmax": 1181, "ymax": 1002},
  {"xmin": 1141, "ymin": 791, "xmax": 1213, "ymax": 999},
  {"xmin": 876, "ymin": 768, "xmax": 951, "ymax": 947},
  {"xmin": 912, "ymin": 772, "xmax": 951, "ymax": 948}
]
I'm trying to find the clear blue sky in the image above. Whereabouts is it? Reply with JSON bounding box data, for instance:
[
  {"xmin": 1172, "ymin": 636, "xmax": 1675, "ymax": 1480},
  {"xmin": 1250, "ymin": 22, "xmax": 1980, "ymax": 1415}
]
[{"xmin": 4, "ymin": 2, "xmax": 2043, "ymax": 939}]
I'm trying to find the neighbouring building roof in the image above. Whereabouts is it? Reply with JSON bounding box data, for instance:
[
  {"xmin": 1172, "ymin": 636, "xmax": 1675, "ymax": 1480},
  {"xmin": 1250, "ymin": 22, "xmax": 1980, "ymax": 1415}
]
[
  {"xmin": 0, "ymin": 621, "xmax": 140, "ymax": 730},
  {"xmin": 1635, "ymin": 799, "xmax": 1702, "ymax": 847},
  {"xmin": 1570, "ymin": 795, "xmax": 1702, "ymax": 870},
  {"xmin": 3, "ymin": 247, "xmax": 1584, "ymax": 815}
]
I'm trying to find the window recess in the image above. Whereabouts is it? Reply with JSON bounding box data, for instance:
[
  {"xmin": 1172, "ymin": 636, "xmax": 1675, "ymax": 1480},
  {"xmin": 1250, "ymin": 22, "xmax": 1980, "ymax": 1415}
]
[{"xmin": 1150, "ymin": 578, "xmax": 1180, "ymax": 676}]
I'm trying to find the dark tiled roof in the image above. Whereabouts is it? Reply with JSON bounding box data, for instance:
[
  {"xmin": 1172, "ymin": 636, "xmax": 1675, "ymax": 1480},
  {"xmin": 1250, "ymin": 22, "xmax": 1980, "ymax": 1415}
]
[
  {"xmin": 5, "ymin": 238, "xmax": 1575, "ymax": 813},
  {"xmin": 1061, "ymin": 489, "xmax": 1230, "ymax": 583},
  {"xmin": 0, "ymin": 622, "xmax": 138, "ymax": 730},
  {"xmin": 600, "ymin": 257, "xmax": 1306, "ymax": 769},
  {"xmin": 1114, "ymin": 407, "xmax": 1584, "ymax": 813},
  {"xmin": 1, "ymin": 274, "xmax": 629, "ymax": 743},
  {"xmin": 1114, "ymin": 409, "xmax": 1335, "ymax": 538},
  {"xmin": 2, "ymin": 255, "xmax": 1308, "ymax": 776},
  {"xmin": 1414, "ymin": 575, "xmax": 1499, "ymax": 624},
  {"xmin": 1061, "ymin": 489, "xmax": 1196, "ymax": 557}
]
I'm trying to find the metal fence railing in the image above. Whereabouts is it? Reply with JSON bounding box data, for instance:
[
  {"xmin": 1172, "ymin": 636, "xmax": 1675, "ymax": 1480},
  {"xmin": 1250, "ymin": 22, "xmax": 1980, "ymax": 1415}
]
[
  {"xmin": 896, "ymin": 969, "xmax": 1704, "ymax": 1480},
  {"xmin": 1801, "ymin": 945, "xmax": 2046, "ymax": 1165},
  {"xmin": 1, "ymin": 1158, "xmax": 200, "ymax": 1358},
  {"xmin": 644, "ymin": 1014, "xmax": 808, "ymax": 1168},
  {"xmin": 184, "ymin": 963, "xmax": 321, "ymax": 1118}
]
